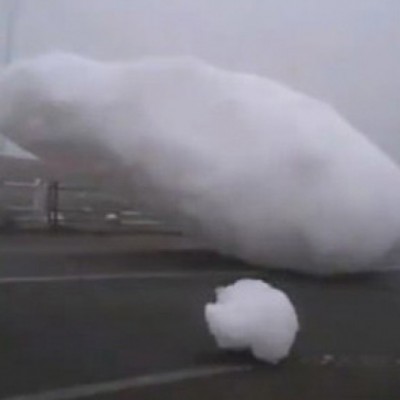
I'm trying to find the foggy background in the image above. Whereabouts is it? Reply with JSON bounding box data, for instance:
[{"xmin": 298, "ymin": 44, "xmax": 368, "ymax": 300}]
[{"xmin": 0, "ymin": 0, "xmax": 399, "ymax": 158}]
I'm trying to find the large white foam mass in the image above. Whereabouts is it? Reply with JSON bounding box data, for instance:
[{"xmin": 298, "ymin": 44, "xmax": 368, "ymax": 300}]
[
  {"xmin": 1, "ymin": 53, "xmax": 400, "ymax": 273},
  {"xmin": 205, "ymin": 279, "xmax": 299, "ymax": 363}
]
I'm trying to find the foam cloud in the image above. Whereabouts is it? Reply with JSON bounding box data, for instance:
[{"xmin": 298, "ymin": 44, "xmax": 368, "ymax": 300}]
[{"xmin": 1, "ymin": 53, "xmax": 400, "ymax": 273}]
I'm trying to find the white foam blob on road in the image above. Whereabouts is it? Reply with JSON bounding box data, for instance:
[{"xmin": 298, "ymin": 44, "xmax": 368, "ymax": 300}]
[
  {"xmin": 205, "ymin": 279, "xmax": 299, "ymax": 363},
  {"xmin": 1, "ymin": 53, "xmax": 400, "ymax": 274}
]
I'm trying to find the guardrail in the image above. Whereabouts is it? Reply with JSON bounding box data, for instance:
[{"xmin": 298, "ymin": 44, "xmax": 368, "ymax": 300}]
[{"xmin": 0, "ymin": 179, "xmax": 179, "ymax": 234}]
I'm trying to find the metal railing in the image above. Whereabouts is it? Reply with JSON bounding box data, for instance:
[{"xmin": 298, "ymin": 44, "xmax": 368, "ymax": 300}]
[{"xmin": 0, "ymin": 178, "xmax": 179, "ymax": 234}]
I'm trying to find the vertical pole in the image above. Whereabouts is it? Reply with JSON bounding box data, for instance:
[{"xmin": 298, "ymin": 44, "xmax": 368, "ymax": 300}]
[
  {"xmin": 46, "ymin": 181, "xmax": 60, "ymax": 231},
  {"xmin": 46, "ymin": 181, "xmax": 53, "ymax": 230},
  {"xmin": 53, "ymin": 181, "xmax": 59, "ymax": 231}
]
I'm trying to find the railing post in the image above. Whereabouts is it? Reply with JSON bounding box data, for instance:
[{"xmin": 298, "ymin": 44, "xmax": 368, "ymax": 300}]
[{"xmin": 47, "ymin": 180, "xmax": 59, "ymax": 231}]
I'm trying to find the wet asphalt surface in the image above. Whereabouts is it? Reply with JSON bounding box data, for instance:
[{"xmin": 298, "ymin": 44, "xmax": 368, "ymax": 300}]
[{"xmin": 0, "ymin": 234, "xmax": 399, "ymax": 399}]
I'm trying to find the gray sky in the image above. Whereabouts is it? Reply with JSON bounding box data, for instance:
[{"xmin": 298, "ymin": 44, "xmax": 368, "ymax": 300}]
[{"xmin": 0, "ymin": 0, "xmax": 399, "ymax": 158}]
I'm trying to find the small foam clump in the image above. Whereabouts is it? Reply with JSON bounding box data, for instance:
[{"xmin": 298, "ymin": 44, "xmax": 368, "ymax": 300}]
[{"xmin": 205, "ymin": 279, "xmax": 299, "ymax": 363}]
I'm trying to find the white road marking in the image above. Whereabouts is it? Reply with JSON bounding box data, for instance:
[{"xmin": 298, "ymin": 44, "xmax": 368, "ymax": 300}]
[
  {"xmin": 0, "ymin": 271, "xmax": 259, "ymax": 284},
  {"xmin": 2, "ymin": 364, "xmax": 253, "ymax": 400}
]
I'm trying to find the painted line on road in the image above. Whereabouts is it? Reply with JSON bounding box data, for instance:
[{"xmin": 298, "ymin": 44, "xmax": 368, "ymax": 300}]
[
  {"xmin": 0, "ymin": 271, "xmax": 261, "ymax": 284},
  {"xmin": 2, "ymin": 364, "xmax": 253, "ymax": 400}
]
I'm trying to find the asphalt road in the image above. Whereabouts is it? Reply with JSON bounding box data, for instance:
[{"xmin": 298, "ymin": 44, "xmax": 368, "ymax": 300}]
[{"xmin": 0, "ymin": 234, "xmax": 400, "ymax": 399}]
